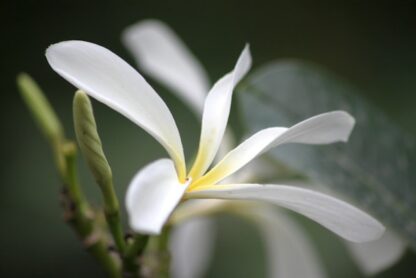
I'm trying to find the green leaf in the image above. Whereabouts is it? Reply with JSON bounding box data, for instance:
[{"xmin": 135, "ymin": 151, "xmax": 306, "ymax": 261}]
[{"xmin": 238, "ymin": 61, "xmax": 416, "ymax": 250}]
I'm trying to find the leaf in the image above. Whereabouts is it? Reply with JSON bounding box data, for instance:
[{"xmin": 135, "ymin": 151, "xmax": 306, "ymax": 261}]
[{"xmin": 237, "ymin": 60, "xmax": 416, "ymax": 250}]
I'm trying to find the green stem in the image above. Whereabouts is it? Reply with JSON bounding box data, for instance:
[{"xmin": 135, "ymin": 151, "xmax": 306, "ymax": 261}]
[
  {"xmin": 122, "ymin": 234, "xmax": 150, "ymax": 277},
  {"xmin": 157, "ymin": 226, "xmax": 172, "ymax": 278},
  {"xmin": 86, "ymin": 240, "xmax": 121, "ymax": 278},
  {"xmin": 103, "ymin": 178, "xmax": 127, "ymax": 254},
  {"xmin": 62, "ymin": 142, "xmax": 121, "ymax": 278},
  {"xmin": 157, "ymin": 226, "xmax": 171, "ymax": 254},
  {"xmin": 126, "ymin": 235, "xmax": 149, "ymax": 258},
  {"xmin": 138, "ymin": 227, "xmax": 172, "ymax": 278}
]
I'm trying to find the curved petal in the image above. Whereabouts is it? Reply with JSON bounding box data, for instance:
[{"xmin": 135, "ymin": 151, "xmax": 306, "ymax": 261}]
[
  {"xmin": 126, "ymin": 159, "xmax": 189, "ymax": 234},
  {"xmin": 247, "ymin": 207, "xmax": 327, "ymax": 278},
  {"xmin": 189, "ymin": 45, "xmax": 252, "ymax": 179},
  {"xmin": 46, "ymin": 41, "xmax": 186, "ymax": 180},
  {"xmin": 170, "ymin": 217, "xmax": 216, "ymax": 278},
  {"xmin": 187, "ymin": 184, "xmax": 385, "ymax": 242},
  {"xmin": 345, "ymin": 229, "xmax": 406, "ymax": 275},
  {"xmin": 193, "ymin": 111, "xmax": 354, "ymax": 187},
  {"xmin": 122, "ymin": 19, "xmax": 210, "ymax": 114}
]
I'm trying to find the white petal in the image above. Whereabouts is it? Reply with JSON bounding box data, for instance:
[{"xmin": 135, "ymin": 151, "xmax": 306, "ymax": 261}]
[
  {"xmin": 193, "ymin": 111, "xmax": 354, "ymax": 186},
  {"xmin": 122, "ymin": 19, "xmax": 210, "ymax": 114},
  {"xmin": 248, "ymin": 207, "xmax": 327, "ymax": 278},
  {"xmin": 170, "ymin": 217, "xmax": 216, "ymax": 278},
  {"xmin": 125, "ymin": 159, "xmax": 189, "ymax": 234},
  {"xmin": 187, "ymin": 184, "xmax": 385, "ymax": 242},
  {"xmin": 345, "ymin": 229, "xmax": 406, "ymax": 275},
  {"xmin": 46, "ymin": 41, "xmax": 186, "ymax": 180},
  {"xmin": 271, "ymin": 110, "xmax": 355, "ymax": 145},
  {"xmin": 189, "ymin": 45, "xmax": 252, "ymax": 179}
]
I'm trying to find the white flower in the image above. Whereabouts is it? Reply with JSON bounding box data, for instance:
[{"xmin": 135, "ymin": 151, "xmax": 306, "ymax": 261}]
[
  {"xmin": 121, "ymin": 20, "xmax": 404, "ymax": 278},
  {"xmin": 45, "ymin": 24, "xmax": 384, "ymax": 245}
]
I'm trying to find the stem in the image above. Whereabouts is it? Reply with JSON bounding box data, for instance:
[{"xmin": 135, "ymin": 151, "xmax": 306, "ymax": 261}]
[
  {"xmin": 139, "ymin": 227, "xmax": 172, "ymax": 278},
  {"xmin": 157, "ymin": 226, "xmax": 171, "ymax": 254},
  {"xmin": 86, "ymin": 240, "xmax": 120, "ymax": 278},
  {"xmin": 156, "ymin": 226, "xmax": 172, "ymax": 278},
  {"xmin": 62, "ymin": 142, "xmax": 121, "ymax": 278},
  {"xmin": 102, "ymin": 177, "xmax": 127, "ymax": 254},
  {"xmin": 126, "ymin": 235, "xmax": 149, "ymax": 258},
  {"xmin": 122, "ymin": 234, "xmax": 150, "ymax": 277}
]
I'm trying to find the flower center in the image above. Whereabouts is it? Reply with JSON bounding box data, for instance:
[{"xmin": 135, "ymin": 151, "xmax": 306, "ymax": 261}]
[{"xmin": 184, "ymin": 177, "xmax": 193, "ymax": 187}]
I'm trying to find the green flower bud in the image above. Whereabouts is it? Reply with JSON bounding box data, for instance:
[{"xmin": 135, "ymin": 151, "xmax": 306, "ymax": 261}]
[
  {"xmin": 73, "ymin": 90, "xmax": 113, "ymax": 186},
  {"xmin": 17, "ymin": 73, "xmax": 64, "ymax": 142}
]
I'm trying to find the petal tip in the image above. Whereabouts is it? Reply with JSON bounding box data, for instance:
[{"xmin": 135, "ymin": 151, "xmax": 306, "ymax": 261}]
[
  {"xmin": 325, "ymin": 110, "xmax": 356, "ymax": 142},
  {"xmin": 45, "ymin": 40, "xmax": 87, "ymax": 67},
  {"xmin": 365, "ymin": 221, "xmax": 386, "ymax": 242}
]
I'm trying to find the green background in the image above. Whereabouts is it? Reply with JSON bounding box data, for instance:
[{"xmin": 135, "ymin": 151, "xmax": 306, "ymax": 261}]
[{"xmin": 1, "ymin": 0, "xmax": 416, "ymax": 277}]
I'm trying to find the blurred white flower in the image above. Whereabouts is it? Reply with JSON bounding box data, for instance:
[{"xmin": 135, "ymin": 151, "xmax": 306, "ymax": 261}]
[{"xmin": 46, "ymin": 19, "xmax": 386, "ymax": 276}]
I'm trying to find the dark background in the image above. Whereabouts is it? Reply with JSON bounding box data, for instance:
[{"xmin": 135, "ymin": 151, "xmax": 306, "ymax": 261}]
[{"xmin": 1, "ymin": 0, "xmax": 416, "ymax": 277}]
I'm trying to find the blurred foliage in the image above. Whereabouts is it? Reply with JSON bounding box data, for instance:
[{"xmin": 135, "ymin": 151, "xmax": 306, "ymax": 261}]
[{"xmin": 2, "ymin": 0, "xmax": 416, "ymax": 277}]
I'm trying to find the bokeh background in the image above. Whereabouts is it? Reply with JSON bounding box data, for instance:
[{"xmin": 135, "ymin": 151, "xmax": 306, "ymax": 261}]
[{"xmin": 1, "ymin": 0, "xmax": 416, "ymax": 277}]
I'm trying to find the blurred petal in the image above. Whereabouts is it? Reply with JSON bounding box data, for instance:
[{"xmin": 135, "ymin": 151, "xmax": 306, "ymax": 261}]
[
  {"xmin": 249, "ymin": 207, "xmax": 327, "ymax": 278},
  {"xmin": 46, "ymin": 41, "xmax": 186, "ymax": 180},
  {"xmin": 122, "ymin": 19, "xmax": 210, "ymax": 114},
  {"xmin": 187, "ymin": 184, "xmax": 385, "ymax": 242},
  {"xmin": 170, "ymin": 217, "xmax": 216, "ymax": 278},
  {"xmin": 126, "ymin": 159, "xmax": 189, "ymax": 234},
  {"xmin": 189, "ymin": 45, "xmax": 252, "ymax": 179},
  {"xmin": 345, "ymin": 229, "xmax": 406, "ymax": 275},
  {"xmin": 171, "ymin": 199, "xmax": 228, "ymax": 224},
  {"xmin": 193, "ymin": 111, "xmax": 354, "ymax": 186}
]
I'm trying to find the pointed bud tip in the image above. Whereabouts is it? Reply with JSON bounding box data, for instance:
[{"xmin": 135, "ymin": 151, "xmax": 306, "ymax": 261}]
[
  {"xmin": 73, "ymin": 90, "xmax": 91, "ymax": 109},
  {"xmin": 16, "ymin": 72, "xmax": 30, "ymax": 85}
]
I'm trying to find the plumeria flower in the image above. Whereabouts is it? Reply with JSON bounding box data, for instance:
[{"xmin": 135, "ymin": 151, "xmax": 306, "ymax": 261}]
[
  {"xmin": 46, "ymin": 28, "xmax": 385, "ymax": 249},
  {"xmin": 122, "ymin": 20, "xmax": 406, "ymax": 278}
]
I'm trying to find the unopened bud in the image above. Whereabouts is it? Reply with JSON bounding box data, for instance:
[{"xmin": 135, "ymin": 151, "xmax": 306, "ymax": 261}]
[
  {"xmin": 17, "ymin": 73, "xmax": 64, "ymax": 142},
  {"xmin": 73, "ymin": 90, "xmax": 112, "ymax": 186}
]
